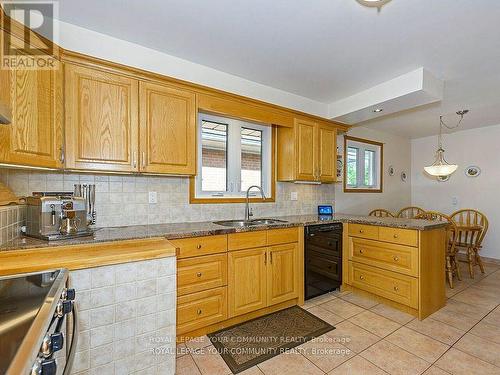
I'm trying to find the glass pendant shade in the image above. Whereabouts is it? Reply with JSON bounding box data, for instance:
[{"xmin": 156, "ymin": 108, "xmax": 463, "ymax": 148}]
[{"xmin": 424, "ymin": 148, "xmax": 458, "ymax": 177}]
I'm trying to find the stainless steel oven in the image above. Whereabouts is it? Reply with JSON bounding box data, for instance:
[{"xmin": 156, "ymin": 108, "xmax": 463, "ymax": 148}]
[{"xmin": 0, "ymin": 269, "xmax": 78, "ymax": 375}]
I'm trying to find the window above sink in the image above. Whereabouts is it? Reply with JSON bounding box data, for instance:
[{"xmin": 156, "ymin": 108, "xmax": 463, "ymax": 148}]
[{"xmin": 191, "ymin": 112, "xmax": 274, "ymax": 203}]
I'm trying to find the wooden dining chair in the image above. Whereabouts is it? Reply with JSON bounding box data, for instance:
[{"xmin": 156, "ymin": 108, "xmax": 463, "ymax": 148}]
[
  {"xmin": 396, "ymin": 206, "xmax": 425, "ymax": 219},
  {"xmin": 450, "ymin": 209, "xmax": 489, "ymax": 278},
  {"xmin": 368, "ymin": 209, "xmax": 394, "ymax": 217},
  {"xmin": 416, "ymin": 211, "xmax": 461, "ymax": 288}
]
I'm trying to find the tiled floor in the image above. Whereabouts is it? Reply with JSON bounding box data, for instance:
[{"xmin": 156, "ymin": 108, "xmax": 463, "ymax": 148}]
[{"xmin": 176, "ymin": 262, "xmax": 500, "ymax": 375}]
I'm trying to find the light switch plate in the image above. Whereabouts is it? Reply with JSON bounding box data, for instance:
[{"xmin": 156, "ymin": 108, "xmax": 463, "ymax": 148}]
[
  {"xmin": 290, "ymin": 192, "xmax": 298, "ymax": 201},
  {"xmin": 149, "ymin": 191, "xmax": 158, "ymax": 204}
]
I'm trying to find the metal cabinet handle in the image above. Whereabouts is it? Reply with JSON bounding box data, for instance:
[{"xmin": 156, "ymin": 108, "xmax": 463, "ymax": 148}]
[
  {"xmin": 196, "ymin": 244, "xmax": 202, "ymax": 249},
  {"xmin": 264, "ymin": 252, "xmax": 267, "ymax": 264},
  {"xmin": 59, "ymin": 146, "xmax": 65, "ymax": 164},
  {"xmin": 393, "ymin": 234, "xmax": 399, "ymax": 239},
  {"xmin": 359, "ymin": 229, "xmax": 364, "ymax": 233},
  {"xmin": 196, "ymin": 272, "xmax": 202, "ymax": 277},
  {"xmin": 359, "ymin": 249, "xmax": 364, "ymax": 254},
  {"xmin": 393, "ymin": 256, "xmax": 399, "ymax": 262},
  {"xmin": 142, "ymin": 151, "xmax": 146, "ymax": 169},
  {"xmin": 270, "ymin": 251, "xmax": 273, "ymax": 264},
  {"xmin": 359, "ymin": 275, "xmax": 365, "ymax": 280},
  {"xmin": 197, "ymin": 309, "xmax": 202, "ymax": 315},
  {"xmin": 132, "ymin": 151, "xmax": 137, "ymax": 168},
  {"xmin": 393, "ymin": 286, "xmax": 399, "ymax": 292}
]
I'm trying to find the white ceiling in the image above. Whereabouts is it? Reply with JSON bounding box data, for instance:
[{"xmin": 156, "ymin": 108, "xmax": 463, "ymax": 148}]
[{"xmin": 55, "ymin": 0, "xmax": 500, "ymax": 138}]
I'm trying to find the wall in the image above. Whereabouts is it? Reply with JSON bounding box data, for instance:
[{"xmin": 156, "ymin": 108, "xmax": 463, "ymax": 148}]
[
  {"xmin": 0, "ymin": 205, "xmax": 25, "ymax": 246},
  {"xmin": 335, "ymin": 126, "xmax": 412, "ymax": 214},
  {"xmin": 0, "ymin": 169, "xmax": 335, "ymax": 228},
  {"xmin": 411, "ymin": 124, "xmax": 500, "ymax": 260}
]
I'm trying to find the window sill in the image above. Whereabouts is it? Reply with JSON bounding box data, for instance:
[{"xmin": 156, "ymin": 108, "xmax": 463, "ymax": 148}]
[
  {"xmin": 189, "ymin": 196, "xmax": 275, "ymax": 204},
  {"xmin": 343, "ymin": 188, "xmax": 382, "ymax": 193}
]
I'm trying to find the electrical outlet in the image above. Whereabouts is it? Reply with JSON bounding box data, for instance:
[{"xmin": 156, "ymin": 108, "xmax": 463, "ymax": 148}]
[
  {"xmin": 290, "ymin": 192, "xmax": 298, "ymax": 201},
  {"xmin": 148, "ymin": 191, "xmax": 158, "ymax": 204},
  {"xmin": 451, "ymin": 196, "xmax": 459, "ymax": 207}
]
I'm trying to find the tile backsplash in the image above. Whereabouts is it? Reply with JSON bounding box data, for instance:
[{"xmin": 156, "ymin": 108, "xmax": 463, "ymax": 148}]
[
  {"xmin": 0, "ymin": 169, "xmax": 335, "ymax": 228},
  {"xmin": 0, "ymin": 205, "xmax": 25, "ymax": 246}
]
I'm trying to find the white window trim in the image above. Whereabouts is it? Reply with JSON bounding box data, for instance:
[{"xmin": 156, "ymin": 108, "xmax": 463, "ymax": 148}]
[
  {"xmin": 346, "ymin": 139, "xmax": 381, "ymax": 190},
  {"xmin": 195, "ymin": 112, "xmax": 272, "ymax": 199}
]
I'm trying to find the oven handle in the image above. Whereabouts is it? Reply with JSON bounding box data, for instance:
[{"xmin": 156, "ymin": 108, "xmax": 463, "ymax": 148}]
[{"xmin": 63, "ymin": 305, "xmax": 78, "ymax": 375}]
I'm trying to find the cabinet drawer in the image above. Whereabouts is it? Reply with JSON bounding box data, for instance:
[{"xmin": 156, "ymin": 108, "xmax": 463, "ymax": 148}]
[
  {"xmin": 177, "ymin": 254, "xmax": 227, "ymax": 296},
  {"xmin": 348, "ymin": 224, "xmax": 379, "ymax": 240},
  {"xmin": 349, "ymin": 238, "xmax": 419, "ymax": 277},
  {"xmin": 379, "ymin": 227, "xmax": 418, "ymax": 247},
  {"xmin": 177, "ymin": 287, "xmax": 227, "ymax": 334},
  {"xmin": 228, "ymin": 231, "xmax": 267, "ymax": 251},
  {"xmin": 267, "ymin": 227, "xmax": 299, "ymax": 245},
  {"xmin": 170, "ymin": 235, "xmax": 227, "ymax": 259},
  {"xmin": 349, "ymin": 261, "xmax": 418, "ymax": 309}
]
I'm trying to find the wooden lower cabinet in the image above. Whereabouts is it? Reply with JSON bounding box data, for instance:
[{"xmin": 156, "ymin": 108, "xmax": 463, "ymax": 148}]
[
  {"xmin": 177, "ymin": 254, "xmax": 227, "ymax": 296},
  {"xmin": 177, "ymin": 287, "xmax": 227, "ymax": 335},
  {"xmin": 228, "ymin": 248, "xmax": 268, "ymax": 317},
  {"xmin": 267, "ymin": 243, "xmax": 299, "ymax": 305}
]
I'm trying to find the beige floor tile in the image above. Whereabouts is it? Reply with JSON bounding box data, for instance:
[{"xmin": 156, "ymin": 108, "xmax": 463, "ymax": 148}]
[
  {"xmin": 429, "ymin": 307, "xmax": 480, "ymax": 331},
  {"xmin": 239, "ymin": 366, "xmax": 265, "ymax": 375},
  {"xmin": 469, "ymin": 321, "xmax": 500, "ymax": 344},
  {"xmin": 176, "ymin": 355, "xmax": 202, "ymax": 375},
  {"xmin": 327, "ymin": 320, "xmax": 380, "ymax": 353},
  {"xmin": 422, "ymin": 365, "xmax": 451, "ymax": 375},
  {"xmin": 349, "ymin": 310, "xmax": 400, "ymax": 338},
  {"xmin": 453, "ymin": 332, "xmax": 500, "ymax": 367},
  {"xmin": 340, "ymin": 293, "xmax": 379, "ymax": 309},
  {"xmin": 257, "ymin": 350, "xmax": 323, "ymax": 375},
  {"xmin": 386, "ymin": 327, "xmax": 450, "ymax": 363},
  {"xmin": 177, "ymin": 343, "xmax": 188, "ymax": 357},
  {"xmin": 436, "ymin": 298, "xmax": 490, "ymax": 320},
  {"xmin": 327, "ymin": 355, "xmax": 387, "ymax": 375},
  {"xmin": 406, "ymin": 318, "xmax": 465, "ymax": 345},
  {"xmin": 360, "ymin": 340, "xmax": 430, "ymax": 375},
  {"xmin": 309, "ymin": 292, "xmax": 338, "ymax": 305},
  {"xmin": 298, "ymin": 336, "xmax": 354, "ymax": 372},
  {"xmin": 302, "ymin": 299, "xmax": 321, "ymax": 310},
  {"xmin": 185, "ymin": 335, "xmax": 212, "ymax": 351},
  {"xmin": 483, "ymin": 306, "xmax": 500, "ymax": 328},
  {"xmin": 307, "ymin": 305, "xmax": 345, "ymax": 326},
  {"xmin": 332, "ymin": 289, "xmax": 353, "ymax": 298},
  {"xmin": 451, "ymin": 287, "xmax": 499, "ymax": 309},
  {"xmin": 320, "ymin": 299, "xmax": 365, "ymax": 319},
  {"xmin": 435, "ymin": 348, "xmax": 500, "ymax": 375},
  {"xmin": 191, "ymin": 345, "xmax": 232, "ymax": 375},
  {"xmin": 370, "ymin": 303, "xmax": 414, "ymax": 324}
]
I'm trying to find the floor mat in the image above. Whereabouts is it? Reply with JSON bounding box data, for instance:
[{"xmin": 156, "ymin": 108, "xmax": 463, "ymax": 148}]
[{"xmin": 207, "ymin": 306, "xmax": 335, "ymax": 374}]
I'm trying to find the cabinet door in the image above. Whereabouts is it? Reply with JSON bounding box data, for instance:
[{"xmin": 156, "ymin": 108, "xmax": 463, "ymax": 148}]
[
  {"xmin": 6, "ymin": 65, "xmax": 63, "ymax": 168},
  {"xmin": 228, "ymin": 247, "xmax": 267, "ymax": 317},
  {"xmin": 318, "ymin": 125, "xmax": 337, "ymax": 183},
  {"xmin": 139, "ymin": 81, "xmax": 196, "ymax": 174},
  {"xmin": 295, "ymin": 119, "xmax": 317, "ymax": 181},
  {"xmin": 267, "ymin": 243, "xmax": 299, "ymax": 306},
  {"xmin": 65, "ymin": 63, "xmax": 139, "ymax": 172}
]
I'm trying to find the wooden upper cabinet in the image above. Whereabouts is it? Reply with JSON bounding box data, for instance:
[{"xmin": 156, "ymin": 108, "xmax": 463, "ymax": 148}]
[
  {"xmin": 64, "ymin": 63, "xmax": 139, "ymax": 172},
  {"xmin": 267, "ymin": 243, "xmax": 299, "ymax": 306},
  {"xmin": 1, "ymin": 64, "xmax": 63, "ymax": 168},
  {"xmin": 228, "ymin": 247, "xmax": 267, "ymax": 317},
  {"xmin": 318, "ymin": 124, "xmax": 337, "ymax": 183},
  {"xmin": 296, "ymin": 119, "xmax": 317, "ymax": 181},
  {"xmin": 139, "ymin": 81, "xmax": 196, "ymax": 175},
  {"xmin": 277, "ymin": 118, "xmax": 337, "ymax": 183}
]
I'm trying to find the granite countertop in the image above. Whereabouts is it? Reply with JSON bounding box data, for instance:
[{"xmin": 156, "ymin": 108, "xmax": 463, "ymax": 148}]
[{"xmin": 0, "ymin": 213, "xmax": 447, "ymax": 252}]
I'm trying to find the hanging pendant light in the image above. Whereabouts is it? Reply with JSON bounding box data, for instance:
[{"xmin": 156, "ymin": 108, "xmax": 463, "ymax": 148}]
[
  {"xmin": 424, "ymin": 111, "xmax": 468, "ymax": 177},
  {"xmin": 356, "ymin": 0, "xmax": 392, "ymax": 10}
]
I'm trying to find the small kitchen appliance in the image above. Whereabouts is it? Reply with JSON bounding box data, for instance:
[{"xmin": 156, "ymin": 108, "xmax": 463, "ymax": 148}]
[{"xmin": 25, "ymin": 192, "xmax": 94, "ymax": 241}]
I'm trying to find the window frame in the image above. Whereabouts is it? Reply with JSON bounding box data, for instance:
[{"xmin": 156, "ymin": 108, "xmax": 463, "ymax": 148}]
[
  {"xmin": 189, "ymin": 112, "xmax": 276, "ymax": 204},
  {"xmin": 343, "ymin": 135, "xmax": 383, "ymax": 193}
]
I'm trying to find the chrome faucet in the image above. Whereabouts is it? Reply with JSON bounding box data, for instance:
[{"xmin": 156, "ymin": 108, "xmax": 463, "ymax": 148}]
[{"xmin": 245, "ymin": 185, "xmax": 266, "ymax": 221}]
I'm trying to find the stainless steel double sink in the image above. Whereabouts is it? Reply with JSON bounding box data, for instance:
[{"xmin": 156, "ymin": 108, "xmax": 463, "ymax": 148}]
[{"xmin": 213, "ymin": 219, "xmax": 288, "ymax": 227}]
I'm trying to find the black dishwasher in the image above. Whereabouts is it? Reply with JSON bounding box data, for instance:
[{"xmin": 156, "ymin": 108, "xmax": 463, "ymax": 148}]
[{"xmin": 305, "ymin": 223, "xmax": 343, "ymax": 300}]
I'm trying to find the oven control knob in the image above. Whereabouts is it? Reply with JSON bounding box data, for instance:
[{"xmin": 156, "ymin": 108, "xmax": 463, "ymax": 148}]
[
  {"xmin": 41, "ymin": 358, "xmax": 57, "ymax": 375},
  {"xmin": 62, "ymin": 288, "xmax": 76, "ymax": 301},
  {"xmin": 41, "ymin": 332, "xmax": 64, "ymax": 357},
  {"xmin": 55, "ymin": 300, "xmax": 73, "ymax": 317}
]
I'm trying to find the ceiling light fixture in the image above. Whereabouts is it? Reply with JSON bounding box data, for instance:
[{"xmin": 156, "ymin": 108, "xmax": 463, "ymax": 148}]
[
  {"xmin": 373, "ymin": 108, "xmax": 383, "ymax": 113},
  {"xmin": 356, "ymin": 0, "xmax": 392, "ymax": 10},
  {"xmin": 424, "ymin": 110, "xmax": 469, "ymax": 177}
]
